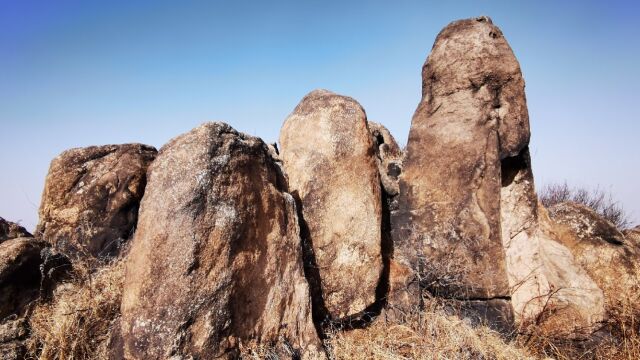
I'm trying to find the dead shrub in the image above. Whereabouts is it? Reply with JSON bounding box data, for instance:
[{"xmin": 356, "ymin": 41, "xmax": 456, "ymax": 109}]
[
  {"xmin": 539, "ymin": 182, "xmax": 633, "ymax": 229},
  {"xmin": 328, "ymin": 298, "xmax": 534, "ymax": 360},
  {"xmin": 25, "ymin": 258, "xmax": 124, "ymax": 360}
]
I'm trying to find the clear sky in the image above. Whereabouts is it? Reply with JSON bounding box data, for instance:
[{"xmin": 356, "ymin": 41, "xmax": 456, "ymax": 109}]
[{"xmin": 1, "ymin": 0, "xmax": 638, "ymax": 231}]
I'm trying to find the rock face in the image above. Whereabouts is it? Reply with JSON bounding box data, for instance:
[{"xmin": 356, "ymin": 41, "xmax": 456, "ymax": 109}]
[
  {"xmin": 369, "ymin": 121, "xmax": 403, "ymax": 197},
  {"xmin": 0, "ymin": 319, "xmax": 29, "ymax": 360},
  {"xmin": 279, "ymin": 89, "xmax": 384, "ymax": 321},
  {"xmin": 0, "ymin": 218, "xmax": 31, "ymax": 243},
  {"xmin": 391, "ymin": 17, "xmax": 528, "ymax": 326},
  {"xmin": 389, "ymin": 16, "xmax": 605, "ymax": 334},
  {"xmin": 36, "ymin": 144, "xmax": 156, "ymax": 259},
  {"xmin": 624, "ymin": 226, "xmax": 640, "ymax": 250},
  {"xmin": 548, "ymin": 202, "xmax": 640, "ymax": 302},
  {"xmin": 0, "ymin": 237, "xmax": 46, "ymax": 320},
  {"xmin": 121, "ymin": 123, "xmax": 322, "ymax": 359}
]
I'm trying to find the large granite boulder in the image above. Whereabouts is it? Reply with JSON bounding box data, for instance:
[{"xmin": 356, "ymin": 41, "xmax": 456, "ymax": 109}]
[
  {"xmin": 279, "ymin": 90, "xmax": 384, "ymax": 321},
  {"xmin": 548, "ymin": 202, "xmax": 640, "ymax": 303},
  {"xmin": 0, "ymin": 218, "xmax": 31, "ymax": 244},
  {"xmin": 390, "ymin": 16, "xmax": 528, "ymax": 327},
  {"xmin": 121, "ymin": 123, "xmax": 323, "ymax": 359},
  {"xmin": 36, "ymin": 144, "xmax": 156, "ymax": 259},
  {"xmin": 389, "ymin": 16, "xmax": 605, "ymax": 334}
]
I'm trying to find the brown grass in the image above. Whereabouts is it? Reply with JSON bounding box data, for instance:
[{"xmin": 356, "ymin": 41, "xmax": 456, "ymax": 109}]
[
  {"xmin": 25, "ymin": 258, "xmax": 124, "ymax": 360},
  {"xmin": 328, "ymin": 300, "xmax": 534, "ymax": 360},
  {"xmin": 539, "ymin": 182, "xmax": 633, "ymax": 229},
  {"xmin": 328, "ymin": 294, "xmax": 640, "ymax": 360},
  {"xmin": 17, "ymin": 255, "xmax": 640, "ymax": 360}
]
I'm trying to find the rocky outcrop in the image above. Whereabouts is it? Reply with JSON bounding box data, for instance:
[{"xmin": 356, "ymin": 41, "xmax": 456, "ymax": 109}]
[
  {"xmin": 36, "ymin": 144, "xmax": 156, "ymax": 259},
  {"xmin": 121, "ymin": 123, "xmax": 323, "ymax": 359},
  {"xmin": 279, "ymin": 90, "xmax": 384, "ymax": 321},
  {"xmin": 0, "ymin": 237, "xmax": 46, "ymax": 320},
  {"xmin": 0, "ymin": 236, "xmax": 46, "ymax": 358},
  {"xmin": 548, "ymin": 202, "xmax": 640, "ymax": 303},
  {"xmin": 390, "ymin": 16, "xmax": 528, "ymax": 329},
  {"xmin": 369, "ymin": 121, "xmax": 403, "ymax": 197},
  {"xmin": 0, "ymin": 218, "xmax": 31, "ymax": 244},
  {"xmin": 389, "ymin": 16, "xmax": 606, "ymax": 335}
]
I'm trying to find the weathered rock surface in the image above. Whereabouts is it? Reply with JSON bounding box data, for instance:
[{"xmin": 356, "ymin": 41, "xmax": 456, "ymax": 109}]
[
  {"xmin": 121, "ymin": 122, "xmax": 323, "ymax": 359},
  {"xmin": 548, "ymin": 202, "xmax": 640, "ymax": 303},
  {"xmin": 0, "ymin": 318, "xmax": 29, "ymax": 360},
  {"xmin": 279, "ymin": 89, "xmax": 384, "ymax": 320},
  {"xmin": 390, "ymin": 17, "xmax": 527, "ymax": 327},
  {"xmin": 498, "ymin": 153, "xmax": 604, "ymax": 334},
  {"xmin": 389, "ymin": 16, "xmax": 605, "ymax": 335},
  {"xmin": 0, "ymin": 217, "xmax": 31, "ymax": 244},
  {"xmin": 36, "ymin": 144, "xmax": 156, "ymax": 259},
  {"xmin": 369, "ymin": 121, "xmax": 403, "ymax": 197},
  {"xmin": 0, "ymin": 237, "xmax": 46, "ymax": 320},
  {"xmin": 623, "ymin": 226, "xmax": 640, "ymax": 250}
]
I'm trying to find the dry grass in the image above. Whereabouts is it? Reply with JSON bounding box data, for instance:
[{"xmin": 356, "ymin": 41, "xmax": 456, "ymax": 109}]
[
  {"xmin": 328, "ymin": 300, "xmax": 534, "ymax": 360},
  {"xmin": 329, "ymin": 295, "xmax": 640, "ymax": 360},
  {"xmin": 539, "ymin": 182, "xmax": 633, "ymax": 229},
  {"xmin": 25, "ymin": 258, "xmax": 124, "ymax": 360},
  {"xmin": 16, "ymin": 251, "xmax": 640, "ymax": 360}
]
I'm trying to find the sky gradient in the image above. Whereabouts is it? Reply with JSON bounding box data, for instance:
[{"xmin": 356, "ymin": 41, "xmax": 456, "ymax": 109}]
[{"xmin": 1, "ymin": 0, "xmax": 639, "ymax": 231}]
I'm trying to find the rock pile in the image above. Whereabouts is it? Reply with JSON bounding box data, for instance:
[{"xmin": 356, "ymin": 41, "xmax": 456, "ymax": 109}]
[{"xmin": 0, "ymin": 15, "xmax": 637, "ymax": 360}]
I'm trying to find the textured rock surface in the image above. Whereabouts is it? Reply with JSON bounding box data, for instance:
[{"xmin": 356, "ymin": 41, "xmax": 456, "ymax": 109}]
[
  {"xmin": 121, "ymin": 122, "xmax": 323, "ymax": 359},
  {"xmin": 36, "ymin": 144, "xmax": 156, "ymax": 259},
  {"xmin": 280, "ymin": 89, "xmax": 384, "ymax": 320},
  {"xmin": 0, "ymin": 319, "xmax": 28, "ymax": 360},
  {"xmin": 623, "ymin": 226, "xmax": 640, "ymax": 250},
  {"xmin": 388, "ymin": 17, "xmax": 606, "ymax": 335},
  {"xmin": 548, "ymin": 202, "xmax": 640, "ymax": 303},
  {"xmin": 0, "ymin": 237, "xmax": 46, "ymax": 320},
  {"xmin": 0, "ymin": 218, "xmax": 31, "ymax": 244},
  {"xmin": 369, "ymin": 121, "xmax": 403, "ymax": 197},
  {"xmin": 390, "ymin": 17, "xmax": 527, "ymax": 323}
]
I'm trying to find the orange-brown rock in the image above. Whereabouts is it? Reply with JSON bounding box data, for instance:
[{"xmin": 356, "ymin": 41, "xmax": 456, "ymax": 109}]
[
  {"xmin": 391, "ymin": 17, "xmax": 527, "ymax": 328},
  {"xmin": 0, "ymin": 218, "xmax": 31, "ymax": 244},
  {"xmin": 121, "ymin": 122, "xmax": 323, "ymax": 359},
  {"xmin": 369, "ymin": 121, "xmax": 403, "ymax": 197},
  {"xmin": 279, "ymin": 90, "xmax": 384, "ymax": 320},
  {"xmin": 548, "ymin": 202, "xmax": 640, "ymax": 304},
  {"xmin": 389, "ymin": 17, "xmax": 605, "ymax": 335},
  {"xmin": 36, "ymin": 144, "xmax": 156, "ymax": 259}
]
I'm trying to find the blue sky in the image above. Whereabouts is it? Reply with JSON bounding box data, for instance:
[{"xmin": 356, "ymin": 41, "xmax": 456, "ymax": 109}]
[{"xmin": 1, "ymin": 0, "xmax": 639, "ymax": 230}]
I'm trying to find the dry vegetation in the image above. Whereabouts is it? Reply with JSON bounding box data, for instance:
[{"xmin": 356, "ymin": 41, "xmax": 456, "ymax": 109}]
[
  {"xmin": 17, "ymin": 260, "xmax": 640, "ymax": 360},
  {"xmin": 25, "ymin": 258, "xmax": 124, "ymax": 360},
  {"xmin": 328, "ymin": 300, "xmax": 533, "ymax": 360},
  {"xmin": 15, "ymin": 184, "xmax": 639, "ymax": 359},
  {"xmin": 539, "ymin": 182, "xmax": 633, "ymax": 229},
  {"xmin": 327, "ymin": 296, "xmax": 640, "ymax": 360}
]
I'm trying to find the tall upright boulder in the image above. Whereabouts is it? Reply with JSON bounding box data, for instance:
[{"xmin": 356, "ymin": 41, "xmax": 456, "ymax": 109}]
[
  {"xmin": 390, "ymin": 16, "xmax": 604, "ymax": 334},
  {"xmin": 36, "ymin": 144, "xmax": 156, "ymax": 259},
  {"xmin": 279, "ymin": 90, "xmax": 384, "ymax": 321},
  {"xmin": 391, "ymin": 16, "xmax": 527, "ymax": 321},
  {"xmin": 120, "ymin": 123, "xmax": 322, "ymax": 359}
]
